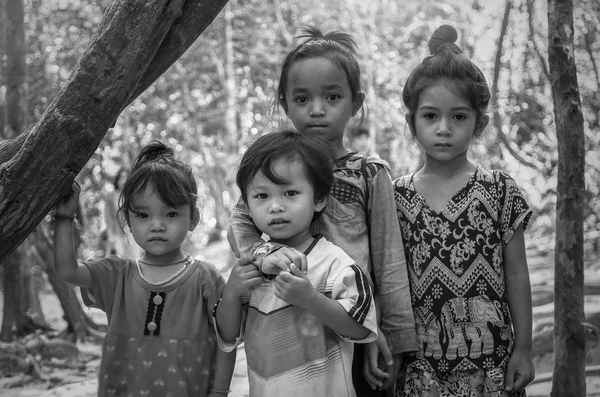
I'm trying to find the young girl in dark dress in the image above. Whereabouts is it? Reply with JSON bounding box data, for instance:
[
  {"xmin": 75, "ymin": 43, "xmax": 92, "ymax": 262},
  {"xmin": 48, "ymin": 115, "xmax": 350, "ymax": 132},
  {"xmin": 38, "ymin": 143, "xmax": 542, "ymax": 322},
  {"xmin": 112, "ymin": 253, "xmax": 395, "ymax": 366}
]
[{"xmin": 393, "ymin": 25, "xmax": 535, "ymax": 396}]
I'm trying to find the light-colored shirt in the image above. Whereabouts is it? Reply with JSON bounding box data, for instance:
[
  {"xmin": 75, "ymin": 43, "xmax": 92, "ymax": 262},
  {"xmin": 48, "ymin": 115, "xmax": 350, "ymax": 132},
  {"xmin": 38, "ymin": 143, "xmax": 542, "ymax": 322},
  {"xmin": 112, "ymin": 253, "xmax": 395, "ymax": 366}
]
[
  {"xmin": 81, "ymin": 256, "xmax": 224, "ymax": 397},
  {"xmin": 228, "ymin": 152, "xmax": 417, "ymax": 354},
  {"xmin": 215, "ymin": 236, "xmax": 378, "ymax": 397}
]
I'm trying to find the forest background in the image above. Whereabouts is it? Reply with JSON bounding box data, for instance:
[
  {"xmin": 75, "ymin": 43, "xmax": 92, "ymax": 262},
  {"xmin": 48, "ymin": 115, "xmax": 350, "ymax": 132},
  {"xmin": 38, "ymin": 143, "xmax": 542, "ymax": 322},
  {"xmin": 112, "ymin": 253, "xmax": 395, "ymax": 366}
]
[
  {"xmin": 2, "ymin": 0, "xmax": 597, "ymax": 263},
  {"xmin": 0, "ymin": 0, "xmax": 599, "ymax": 394}
]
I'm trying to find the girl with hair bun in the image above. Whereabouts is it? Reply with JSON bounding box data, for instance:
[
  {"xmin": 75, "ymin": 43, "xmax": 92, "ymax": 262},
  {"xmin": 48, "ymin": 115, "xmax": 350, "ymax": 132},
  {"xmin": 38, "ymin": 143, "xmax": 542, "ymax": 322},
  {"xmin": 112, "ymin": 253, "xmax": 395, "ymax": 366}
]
[
  {"xmin": 53, "ymin": 140, "xmax": 235, "ymax": 397},
  {"xmin": 394, "ymin": 25, "xmax": 535, "ymax": 396}
]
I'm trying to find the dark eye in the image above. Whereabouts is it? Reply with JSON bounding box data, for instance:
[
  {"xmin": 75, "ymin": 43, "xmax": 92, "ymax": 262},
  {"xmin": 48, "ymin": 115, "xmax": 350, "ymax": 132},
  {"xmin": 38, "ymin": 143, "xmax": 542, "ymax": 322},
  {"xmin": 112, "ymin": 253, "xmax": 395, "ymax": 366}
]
[
  {"xmin": 423, "ymin": 113, "xmax": 436, "ymax": 120},
  {"xmin": 136, "ymin": 212, "xmax": 148, "ymax": 219},
  {"xmin": 166, "ymin": 212, "xmax": 178, "ymax": 218},
  {"xmin": 254, "ymin": 193, "xmax": 268, "ymax": 199},
  {"xmin": 285, "ymin": 190, "xmax": 299, "ymax": 197},
  {"xmin": 327, "ymin": 94, "xmax": 341, "ymax": 101},
  {"xmin": 454, "ymin": 114, "xmax": 467, "ymax": 121},
  {"xmin": 294, "ymin": 96, "xmax": 308, "ymax": 104}
]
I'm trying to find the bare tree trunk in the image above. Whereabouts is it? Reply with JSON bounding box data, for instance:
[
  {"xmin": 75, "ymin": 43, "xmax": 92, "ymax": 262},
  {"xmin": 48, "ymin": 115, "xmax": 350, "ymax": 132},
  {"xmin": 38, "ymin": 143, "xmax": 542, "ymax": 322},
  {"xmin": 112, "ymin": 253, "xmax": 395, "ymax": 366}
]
[
  {"xmin": 548, "ymin": 0, "xmax": 587, "ymax": 395},
  {"xmin": 3, "ymin": 0, "xmax": 26, "ymax": 139},
  {"xmin": 0, "ymin": 248, "xmax": 26, "ymax": 341},
  {"xmin": 213, "ymin": 0, "xmax": 238, "ymax": 244},
  {"xmin": 0, "ymin": 0, "xmax": 5, "ymax": 134},
  {"xmin": 0, "ymin": 0, "xmax": 29, "ymax": 342},
  {"xmin": 223, "ymin": 0, "xmax": 237, "ymax": 154},
  {"xmin": 0, "ymin": 0, "xmax": 229, "ymax": 264}
]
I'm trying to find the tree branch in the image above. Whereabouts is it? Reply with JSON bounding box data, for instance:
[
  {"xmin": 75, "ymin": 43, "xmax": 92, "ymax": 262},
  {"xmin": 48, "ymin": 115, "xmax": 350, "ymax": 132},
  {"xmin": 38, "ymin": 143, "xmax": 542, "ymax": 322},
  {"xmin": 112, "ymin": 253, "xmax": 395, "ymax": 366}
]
[
  {"xmin": 526, "ymin": 0, "xmax": 551, "ymax": 82},
  {"xmin": 490, "ymin": 0, "xmax": 543, "ymax": 171},
  {"xmin": 0, "ymin": 0, "xmax": 229, "ymax": 264}
]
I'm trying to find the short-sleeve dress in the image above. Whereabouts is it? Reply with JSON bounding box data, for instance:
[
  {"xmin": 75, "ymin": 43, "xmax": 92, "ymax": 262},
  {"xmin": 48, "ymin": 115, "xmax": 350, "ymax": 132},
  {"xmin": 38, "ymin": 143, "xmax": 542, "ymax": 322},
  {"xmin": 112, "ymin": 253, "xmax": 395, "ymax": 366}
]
[
  {"xmin": 393, "ymin": 166, "xmax": 532, "ymax": 397},
  {"xmin": 80, "ymin": 256, "xmax": 225, "ymax": 397}
]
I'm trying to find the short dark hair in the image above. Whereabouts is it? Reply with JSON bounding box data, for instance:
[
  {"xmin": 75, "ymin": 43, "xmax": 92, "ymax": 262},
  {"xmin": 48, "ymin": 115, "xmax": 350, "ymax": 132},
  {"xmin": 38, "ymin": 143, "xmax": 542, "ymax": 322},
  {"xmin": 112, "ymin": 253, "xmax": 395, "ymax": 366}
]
[
  {"xmin": 117, "ymin": 140, "xmax": 198, "ymax": 229},
  {"xmin": 236, "ymin": 130, "xmax": 335, "ymax": 206}
]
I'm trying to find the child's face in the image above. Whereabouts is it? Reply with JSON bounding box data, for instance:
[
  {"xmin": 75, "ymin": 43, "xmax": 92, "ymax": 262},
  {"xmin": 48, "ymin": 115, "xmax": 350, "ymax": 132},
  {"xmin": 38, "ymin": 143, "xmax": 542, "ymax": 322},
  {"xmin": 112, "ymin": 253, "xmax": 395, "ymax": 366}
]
[
  {"xmin": 411, "ymin": 80, "xmax": 488, "ymax": 165},
  {"xmin": 246, "ymin": 157, "xmax": 326, "ymax": 250},
  {"xmin": 284, "ymin": 57, "xmax": 362, "ymax": 154},
  {"xmin": 128, "ymin": 184, "xmax": 197, "ymax": 262}
]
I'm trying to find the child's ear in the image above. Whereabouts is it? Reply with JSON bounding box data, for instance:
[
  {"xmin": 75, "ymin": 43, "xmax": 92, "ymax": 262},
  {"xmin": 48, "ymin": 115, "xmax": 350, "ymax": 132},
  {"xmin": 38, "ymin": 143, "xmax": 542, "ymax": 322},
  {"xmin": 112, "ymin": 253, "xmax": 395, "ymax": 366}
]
[
  {"xmin": 189, "ymin": 207, "xmax": 200, "ymax": 231},
  {"xmin": 405, "ymin": 114, "xmax": 416, "ymax": 136},
  {"xmin": 474, "ymin": 115, "xmax": 490, "ymax": 137},
  {"xmin": 314, "ymin": 196, "xmax": 327, "ymax": 213},
  {"xmin": 351, "ymin": 93, "xmax": 365, "ymax": 117}
]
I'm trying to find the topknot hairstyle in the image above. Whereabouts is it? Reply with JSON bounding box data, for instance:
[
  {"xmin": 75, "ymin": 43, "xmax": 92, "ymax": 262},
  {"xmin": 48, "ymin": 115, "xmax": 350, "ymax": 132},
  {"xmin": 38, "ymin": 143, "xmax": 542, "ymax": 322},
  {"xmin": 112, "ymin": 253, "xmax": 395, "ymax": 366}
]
[
  {"xmin": 117, "ymin": 140, "xmax": 198, "ymax": 228},
  {"xmin": 276, "ymin": 25, "xmax": 363, "ymax": 114},
  {"xmin": 236, "ymin": 130, "xmax": 335, "ymax": 207},
  {"xmin": 427, "ymin": 24, "xmax": 461, "ymax": 56},
  {"xmin": 402, "ymin": 24, "xmax": 491, "ymax": 131}
]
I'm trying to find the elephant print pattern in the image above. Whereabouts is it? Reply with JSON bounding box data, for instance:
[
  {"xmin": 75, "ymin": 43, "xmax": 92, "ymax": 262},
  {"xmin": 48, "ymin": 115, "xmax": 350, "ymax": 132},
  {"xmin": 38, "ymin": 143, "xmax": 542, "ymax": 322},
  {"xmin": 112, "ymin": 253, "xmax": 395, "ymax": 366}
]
[
  {"xmin": 440, "ymin": 296, "xmax": 506, "ymax": 361},
  {"xmin": 394, "ymin": 167, "xmax": 532, "ymax": 374}
]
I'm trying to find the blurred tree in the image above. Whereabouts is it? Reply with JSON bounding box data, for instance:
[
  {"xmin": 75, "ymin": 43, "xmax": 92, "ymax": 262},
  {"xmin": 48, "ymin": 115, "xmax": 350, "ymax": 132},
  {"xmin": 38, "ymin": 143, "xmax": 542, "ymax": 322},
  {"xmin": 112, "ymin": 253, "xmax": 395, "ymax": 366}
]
[
  {"xmin": 32, "ymin": 224, "xmax": 106, "ymax": 341},
  {"xmin": 0, "ymin": 0, "xmax": 228, "ymax": 264},
  {"xmin": 0, "ymin": 0, "xmax": 34, "ymax": 342},
  {"xmin": 548, "ymin": 0, "xmax": 586, "ymax": 395}
]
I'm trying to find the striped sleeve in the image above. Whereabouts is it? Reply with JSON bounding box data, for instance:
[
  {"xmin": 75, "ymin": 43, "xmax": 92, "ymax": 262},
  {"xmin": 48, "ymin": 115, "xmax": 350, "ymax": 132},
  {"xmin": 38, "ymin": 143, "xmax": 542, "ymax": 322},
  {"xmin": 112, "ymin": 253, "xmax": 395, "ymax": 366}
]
[{"xmin": 331, "ymin": 264, "xmax": 378, "ymax": 343}]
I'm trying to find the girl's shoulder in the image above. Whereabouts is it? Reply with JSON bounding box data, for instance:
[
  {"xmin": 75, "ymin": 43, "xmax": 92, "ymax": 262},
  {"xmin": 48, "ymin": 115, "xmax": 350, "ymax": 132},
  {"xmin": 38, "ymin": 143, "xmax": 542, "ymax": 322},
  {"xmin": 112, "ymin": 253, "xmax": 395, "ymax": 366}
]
[
  {"xmin": 343, "ymin": 153, "xmax": 390, "ymax": 181},
  {"xmin": 475, "ymin": 166, "xmax": 520, "ymax": 188},
  {"xmin": 85, "ymin": 255, "xmax": 133, "ymax": 272},
  {"xmin": 392, "ymin": 174, "xmax": 413, "ymax": 188},
  {"xmin": 344, "ymin": 152, "xmax": 389, "ymax": 170},
  {"xmin": 192, "ymin": 258, "xmax": 222, "ymax": 277},
  {"xmin": 191, "ymin": 259, "xmax": 225, "ymax": 288}
]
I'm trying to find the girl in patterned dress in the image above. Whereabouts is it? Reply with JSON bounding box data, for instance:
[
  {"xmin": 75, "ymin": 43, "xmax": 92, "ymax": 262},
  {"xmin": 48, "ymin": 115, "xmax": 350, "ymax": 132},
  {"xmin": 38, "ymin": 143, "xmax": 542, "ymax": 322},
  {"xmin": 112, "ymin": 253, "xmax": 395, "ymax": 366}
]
[
  {"xmin": 393, "ymin": 25, "xmax": 535, "ymax": 396},
  {"xmin": 53, "ymin": 141, "xmax": 236, "ymax": 397}
]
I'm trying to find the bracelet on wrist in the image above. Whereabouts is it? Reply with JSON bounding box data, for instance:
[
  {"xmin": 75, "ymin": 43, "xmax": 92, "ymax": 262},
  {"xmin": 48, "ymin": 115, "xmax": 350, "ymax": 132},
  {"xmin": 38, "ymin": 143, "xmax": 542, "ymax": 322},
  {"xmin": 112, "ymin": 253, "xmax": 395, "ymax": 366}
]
[{"xmin": 46, "ymin": 210, "xmax": 77, "ymax": 223}]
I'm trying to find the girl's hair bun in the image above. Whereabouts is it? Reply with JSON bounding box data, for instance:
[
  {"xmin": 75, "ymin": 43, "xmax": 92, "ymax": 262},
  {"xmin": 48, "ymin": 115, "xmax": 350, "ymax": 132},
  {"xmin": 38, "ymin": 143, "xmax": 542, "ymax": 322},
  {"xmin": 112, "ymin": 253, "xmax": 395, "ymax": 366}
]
[
  {"xmin": 428, "ymin": 25, "xmax": 459, "ymax": 55},
  {"xmin": 135, "ymin": 140, "xmax": 174, "ymax": 166}
]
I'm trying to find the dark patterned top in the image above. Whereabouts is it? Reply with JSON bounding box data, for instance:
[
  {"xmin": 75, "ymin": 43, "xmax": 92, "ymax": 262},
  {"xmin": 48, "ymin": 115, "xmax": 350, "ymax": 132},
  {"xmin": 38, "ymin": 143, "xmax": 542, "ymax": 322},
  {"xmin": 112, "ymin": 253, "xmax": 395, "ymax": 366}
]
[{"xmin": 393, "ymin": 166, "xmax": 532, "ymax": 374}]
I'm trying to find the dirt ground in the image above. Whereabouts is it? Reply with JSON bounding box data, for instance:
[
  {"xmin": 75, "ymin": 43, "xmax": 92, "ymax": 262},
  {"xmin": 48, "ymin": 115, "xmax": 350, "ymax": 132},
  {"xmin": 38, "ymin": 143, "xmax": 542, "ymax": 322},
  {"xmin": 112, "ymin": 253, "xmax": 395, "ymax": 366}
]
[{"xmin": 2, "ymin": 241, "xmax": 600, "ymax": 396}]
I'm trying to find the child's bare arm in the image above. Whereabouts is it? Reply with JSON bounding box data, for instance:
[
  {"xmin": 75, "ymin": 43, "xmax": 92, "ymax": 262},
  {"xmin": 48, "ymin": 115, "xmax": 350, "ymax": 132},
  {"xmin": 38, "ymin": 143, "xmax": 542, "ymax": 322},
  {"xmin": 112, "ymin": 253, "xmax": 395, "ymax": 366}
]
[
  {"xmin": 208, "ymin": 346, "xmax": 236, "ymax": 397},
  {"xmin": 276, "ymin": 264, "xmax": 372, "ymax": 340},
  {"xmin": 503, "ymin": 225, "xmax": 535, "ymax": 391},
  {"xmin": 53, "ymin": 182, "xmax": 91, "ymax": 289},
  {"xmin": 216, "ymin": 256, "xmax": 262, "ymax": 342}
]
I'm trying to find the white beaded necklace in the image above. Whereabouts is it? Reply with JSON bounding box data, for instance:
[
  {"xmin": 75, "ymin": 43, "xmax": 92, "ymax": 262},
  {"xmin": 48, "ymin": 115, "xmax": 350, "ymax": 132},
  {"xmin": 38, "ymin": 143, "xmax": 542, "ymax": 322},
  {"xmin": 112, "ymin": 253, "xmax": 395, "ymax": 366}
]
[{"xmin": 136, "ymin": 255, "xmax": 192, "ymax": 286}]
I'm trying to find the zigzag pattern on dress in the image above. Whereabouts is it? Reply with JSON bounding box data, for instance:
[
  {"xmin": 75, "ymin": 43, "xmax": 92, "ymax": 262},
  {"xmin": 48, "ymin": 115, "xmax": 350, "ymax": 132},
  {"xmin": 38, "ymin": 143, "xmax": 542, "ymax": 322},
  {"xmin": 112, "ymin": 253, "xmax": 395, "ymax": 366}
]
[
  {"xmin": 395, "ymin": 178, "xmax": 499, "ymax": 225},
  {"xmin": 409, "ymin": 255, "xmax": 506, "ymax": 300},
  {"xmin": 443, "ymin": 184, "xmax": 498, "ymax": 222}
]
